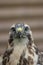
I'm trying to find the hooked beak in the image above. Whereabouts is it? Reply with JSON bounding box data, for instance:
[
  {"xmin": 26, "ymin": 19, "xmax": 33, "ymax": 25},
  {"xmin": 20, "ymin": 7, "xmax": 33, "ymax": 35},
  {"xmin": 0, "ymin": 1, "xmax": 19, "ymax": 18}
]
[{"xmin": 16, "ymin": 27, "xmax": 23, "ymax": 38}]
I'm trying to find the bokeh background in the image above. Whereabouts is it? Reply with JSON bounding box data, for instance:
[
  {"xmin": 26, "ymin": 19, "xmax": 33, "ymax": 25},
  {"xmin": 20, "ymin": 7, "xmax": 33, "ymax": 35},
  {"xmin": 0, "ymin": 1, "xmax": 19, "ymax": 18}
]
[{"xmin": 0, "ymin": 0, "xmax": 43, "ymax": 55}]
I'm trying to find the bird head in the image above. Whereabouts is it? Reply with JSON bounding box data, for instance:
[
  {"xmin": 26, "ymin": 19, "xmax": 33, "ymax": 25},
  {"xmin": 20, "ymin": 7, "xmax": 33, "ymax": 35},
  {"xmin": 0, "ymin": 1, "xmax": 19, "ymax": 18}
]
[
  {"xmin": 10, "ymin": 23, "xmax": 31, "ymax": 38},
  {"xmin": 9, "ymin": 23, "xmax": 34, "ymax": 46},
  {"xmin": 11, "ymin": 24, "xmax": 31, "ymax": 38}
]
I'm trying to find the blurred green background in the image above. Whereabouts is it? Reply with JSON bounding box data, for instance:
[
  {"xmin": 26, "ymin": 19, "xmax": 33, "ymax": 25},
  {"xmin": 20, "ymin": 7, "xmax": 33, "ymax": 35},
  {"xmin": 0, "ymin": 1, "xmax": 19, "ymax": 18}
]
[{"xmin": 0, "ymin": 0, "xmax": 43, "ymax": 55}]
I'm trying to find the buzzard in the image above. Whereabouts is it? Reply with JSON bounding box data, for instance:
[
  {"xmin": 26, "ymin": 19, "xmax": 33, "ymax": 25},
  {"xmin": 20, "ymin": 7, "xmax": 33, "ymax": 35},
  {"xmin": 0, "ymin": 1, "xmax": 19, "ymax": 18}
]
[{"xmin": 2, "ymin": 23, "xmax": 41, "ymax": 65}]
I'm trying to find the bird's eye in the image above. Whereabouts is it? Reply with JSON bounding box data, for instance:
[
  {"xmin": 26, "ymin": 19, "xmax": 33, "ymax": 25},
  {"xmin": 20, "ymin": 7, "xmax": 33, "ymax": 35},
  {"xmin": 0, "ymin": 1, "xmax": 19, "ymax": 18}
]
[
  {"xmin": 25, "ymin": 27, "xmax": 29, "ymax": 31},
  {"xmin": 11, "ymin": 27, "xmax": 15, "ymax": 31}
]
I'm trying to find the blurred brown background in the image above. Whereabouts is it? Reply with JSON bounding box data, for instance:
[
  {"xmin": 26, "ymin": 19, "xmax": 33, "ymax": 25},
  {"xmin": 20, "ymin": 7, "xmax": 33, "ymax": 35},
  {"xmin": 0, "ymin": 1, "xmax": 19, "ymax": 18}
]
[{"xmin": 0, "ymin": 0, "xmax": 43, "ymax": 55}]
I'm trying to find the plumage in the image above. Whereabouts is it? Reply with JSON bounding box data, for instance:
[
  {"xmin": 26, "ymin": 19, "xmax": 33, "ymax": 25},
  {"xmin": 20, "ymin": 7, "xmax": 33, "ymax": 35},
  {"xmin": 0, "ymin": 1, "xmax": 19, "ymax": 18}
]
[{"xmin": 2, "ymin": 23, "xmax": 42, "ymax": 65}]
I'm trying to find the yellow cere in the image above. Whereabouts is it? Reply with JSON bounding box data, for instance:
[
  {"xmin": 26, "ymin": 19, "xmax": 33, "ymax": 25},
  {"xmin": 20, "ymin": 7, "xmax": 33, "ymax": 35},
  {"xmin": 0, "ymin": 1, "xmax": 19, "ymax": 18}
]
[{"xmin": 17, "ymin": 27, "xmax": 23, "ymax": 32}]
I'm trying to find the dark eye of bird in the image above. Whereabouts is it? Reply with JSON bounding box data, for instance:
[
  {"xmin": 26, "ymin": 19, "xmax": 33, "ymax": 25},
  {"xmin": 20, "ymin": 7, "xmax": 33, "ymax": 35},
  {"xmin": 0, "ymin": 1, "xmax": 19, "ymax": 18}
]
[
  {"xmin": 11, "ymin": 27, "xmax": 15, "ymax": 31},
  {"xmin": 25, "ymin": 27, "xmax": 29, "ymax": 31}
]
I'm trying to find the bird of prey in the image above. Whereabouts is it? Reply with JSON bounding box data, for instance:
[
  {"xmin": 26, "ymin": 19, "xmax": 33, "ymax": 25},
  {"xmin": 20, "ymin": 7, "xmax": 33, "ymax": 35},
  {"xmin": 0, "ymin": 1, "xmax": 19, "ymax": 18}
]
[{"xmin": 2, "ymin": 23, "xmax": 41, "ymax": 65}]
